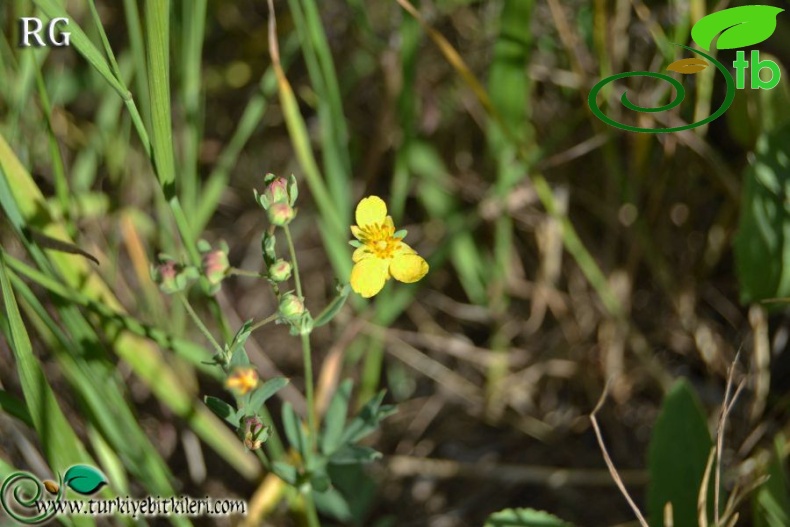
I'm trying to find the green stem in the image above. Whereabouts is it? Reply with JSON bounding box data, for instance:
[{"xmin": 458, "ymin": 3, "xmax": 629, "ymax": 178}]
[
  {"xmin": 254, "ymin": 448, "xmax": 271, "ymax": 471},
  {"xmin": 303, "ymin": 490, "xmax": 321, "ymax": 527},
  {"xmin": 281, "ymin": 225, "xmax": 320, "ymax": 524},
  {"xmin": 301, "ymin": 332, "xmax": 317, "ymax": 451},
  {"xmin": 230, "ymin": 267, "xmax": 265, "ymax": 279},
  {"xmin": 177, "ymin": 293, "xmax": 224, "ymax": 356},
  {"xmin": 250, "ymin": 313, "xmax": 279, "ymax": 332},
  {"xmin": 283, "ymin": 226, "xmax": 303, "ymax": 299},
  {"xmin": 283, "ymin": 225, "xmax": 317, "ymax": 449}
]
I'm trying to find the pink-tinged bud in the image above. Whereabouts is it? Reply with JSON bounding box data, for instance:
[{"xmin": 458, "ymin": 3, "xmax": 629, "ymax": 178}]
[
  {"xmin": 151, "ymin": 260, "xmax": 196, "ymax": 294},
  {"xmin": 279, "ymin": 292, "xmax": 305, "ymax": 320},
  {"xmin": 265, "ymin": 177, "xmax": 289, "ymax": 205},
  {"xmin": 202, "ymin": 250, "xmax": 229, "ymax": 285},
  {"xmin": 268, "ymin": 202, "xmax": 295, "ymax": 226},
  {"xmin": 268, "ymin": 259, "xmax": 292, "ymax": 282},
  {"xmin": 242, "ymin": 416, "xmax": 267, "ymax": 450}
]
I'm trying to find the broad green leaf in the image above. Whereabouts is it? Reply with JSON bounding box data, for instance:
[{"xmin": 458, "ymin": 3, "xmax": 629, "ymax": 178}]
[
  {"xmin": 282, "ymin": 402, "xmax": 309, "ymax": 460},
  {"xmin": 691, "ymin": 6, "xmax": 783, "ymax": 51},
  {"xmin": 63, "ymin": 465, "xmax": 108, "ymax": 495},
  {"xmin": 0, "ymin": 390, "xmax": 33, "ymax": 427},
  {"xmin": 734, "ymin": 122, "xmax": 790, "ymax": 303},
  {"xmin": 321, "ymin": 379, "xmax": 353, "ymax": 455},
  {"xmin": 204, "ymin": 396, "xmax": 241, "ymax": 427},
  {"xmin": 754, "ymin": 434, "xmax": 790, "ymax": 527},
  {"xmin": 312, "ymin": 487, "xmax": 354, "ymax": 522},
  {"xmin": 313, "ymin": 284, "xmax": 351, "ymax": 328},
  {"xmin": 483, "ymin": 508, "xmax": 574, "ymax": 526},
  {"xmin": 328, "ymin": 445, "xmax": 382, "ymax": 465},
  {"xmin": 246, "ymin": 377, "xmax": 289, "ymax": 414},
  {"xmin": 271, "ymin": 461, "xmax": 298, "ymax": 485},
  {"xmin": 340, "ymin": 391, "xmax": 397, "ymax": 445},
  {"xmin": 647, "ymin": 379, "xmax": 713, "ymax": 527}
]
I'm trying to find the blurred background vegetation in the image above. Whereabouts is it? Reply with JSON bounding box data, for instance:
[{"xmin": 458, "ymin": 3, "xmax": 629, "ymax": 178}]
[{"xmin": 2, "ymin": 0, "xmax": 790, "ymax": 525}]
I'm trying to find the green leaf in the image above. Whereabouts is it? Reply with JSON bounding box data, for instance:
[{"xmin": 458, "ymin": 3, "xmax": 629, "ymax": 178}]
[
  {"xmin": 271, "ymin": 461, "xmax": 298, "ymax": 485},
  {"xmin": 647, "ymin": 379, "xmax": 713, "ymax": 527},
  {"xmin": 329, "ymin": 445, "xmax": 382, "ymax": 465},
  {"xmin": 754, "ymin": 434, "xmax": 790, "ymax": 527},
  {"xmin": 246, "ymin": 377, "xmax": 289, "ymax": 414},
  {"xmin": 204, "ymin": 396, "xmax": 240, "ymax": 427},
  {"xmin": 483, "ymin": 508, "xmax": 574, "ymax": 526},
  {"xmin": 0, "ymin": 390, "xmax": 33, "ymax": 427},
  {"xmin": 734, "ymin": 122, "xmax": 790, "ymax": 304},
  {"xmin": 312, "ymin": 487, "xmax": 354, "ymax": 522},
  {"xmin": 228, "ymin": 320, "xmax": 253, "ymax": 358},
  {"xmin": 310, "ymin": 470, "xmax": 331, "ymax": 493},
  {"xmin": 340, "ymin": 391, "xmax": 397, "ymax": 445},
  {"xmin": 314, "ymin": 284, "xmax": 350, "ymax": 328},
  {"xmin": 282, "ymin": 402, "xmax": 309, "ymax": 459},
  {"xmin": 691, "ymin": 6, "xmax": 783, "ymax": 51},
  {"xmin": 321, "ymin": 379, "xmax": 353, "ymax": 455},
  {"xmin": 262, "ymin": 232, "xmax": 277, "ymax": 266},
  {"xmin": 63, "ymin": 465, "xmax": 108, "ymax": 495}
]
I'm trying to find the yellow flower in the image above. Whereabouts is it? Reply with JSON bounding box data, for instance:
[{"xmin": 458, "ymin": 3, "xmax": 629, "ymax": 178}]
[
  {"xmin": 349, "ymin": 196, "xmax": 429, "ymax": 298},
  {"xmin": 225, "ymin": 367, "xmax": 259, "ymax": 396}
]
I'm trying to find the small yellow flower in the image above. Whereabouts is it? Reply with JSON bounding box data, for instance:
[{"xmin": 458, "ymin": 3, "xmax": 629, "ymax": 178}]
[
  {"xmin": 349, "ymin": 196, "xmax": 429, "ymax": 298},
  {"xmin": 225, "ymin": 367, "xmax": 259, "ymax": 396}
]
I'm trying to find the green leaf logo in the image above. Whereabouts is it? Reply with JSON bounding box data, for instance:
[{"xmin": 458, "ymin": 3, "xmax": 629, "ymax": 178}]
[
  {"xmin": 691, "ymin": 5, "xmax": 783, "ymax": 51},
  {"xmin": 63, "ymin": 465, "xmax": 108, "ymax": 495}
]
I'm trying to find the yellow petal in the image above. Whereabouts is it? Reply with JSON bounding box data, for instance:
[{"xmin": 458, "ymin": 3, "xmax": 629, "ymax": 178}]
[
  {"xmin": 390, "ymin": 253, "xmax": 429, "ymax": 284},
  {"xmin": 394, "ymin": 241, "xmax": 416, "ymax": 255},
  {"xmin": 352, "ymin": 246, "xmax": 373, "ymax": 262},
  {"xmin": 350, "ymin": 257, "xmax": 390, "ymax": 298},
  {"xmin": 355, "ymin": 196, "xmax": 387, "ymax": 228},
  {"xmin": 350, "ymin": 225, "xmax": 364, "ymax": 241}
]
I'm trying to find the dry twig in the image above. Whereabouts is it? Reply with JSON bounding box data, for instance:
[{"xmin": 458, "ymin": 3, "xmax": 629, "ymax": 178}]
[{"xmin": 590, "ymin": 381, "xmax": 650, "ymax": 527}]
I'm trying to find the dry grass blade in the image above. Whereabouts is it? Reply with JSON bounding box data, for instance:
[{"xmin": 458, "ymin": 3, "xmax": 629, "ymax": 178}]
[
  {"xmin": 714, "ymin": 351, "xmax": 745, "ymax": 523},
  {"xmin": 698, "ymin": 448, "xmax": 715, "ymax": 527},
  {"xmin": 590, "ymin": 382, "xmax": 650, "ymax": 527},
  {"xmin": 665, "ymin": 502, "xmax": 674, "ymax": 527}
]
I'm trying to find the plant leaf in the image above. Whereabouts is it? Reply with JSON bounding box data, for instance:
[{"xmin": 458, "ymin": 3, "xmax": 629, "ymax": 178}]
[
  {"xmin": 204, "ymin": 396, "xmax": 240, "ymax": 427},
  {"xmin": 313, "ymin": 284, "xmax": 350, "ymax": 328},
  {"xmin": 328, "ymin": 445, "xmax": 382, "ymax": 465},
  {"xmin": 246, "ymin": 377, "xmax": 289, "ymax": 414},
  {"xmin": 647, "ymin": 379, "xmax": 713, "ymax": 527},
  {"xmin": 63, "ymin": 465, "xmax": 108, "ymax": 495},
  {"xmin": 753, "ymin": 434, "xmax": 790, "ymax": 527},
  {"xmin": 282, "ymin": 402, "xmax": 309, "ymax": 459},
  {"xmin": 734, "ymin": 122, "xmax": 790, "ymax": 304},
  {"xmin": 483, "ymin": 508, "xmax": 574, "ymax": 526},
  {"xmin": 691, "ymin": 6, "xmax": 783, "ymax": 51},
  {"xmin": 271, "ymin": 461, "xmax": 298, "ymax": 485},
  {"xmin": 321, "ymin": 379, "xmax": 353, "ymax": 455}
]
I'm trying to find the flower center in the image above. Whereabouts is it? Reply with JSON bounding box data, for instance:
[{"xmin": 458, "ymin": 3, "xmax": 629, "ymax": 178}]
[{"xmin": 361, "ymin": 223, "xmax": 399, "ymax": 259}]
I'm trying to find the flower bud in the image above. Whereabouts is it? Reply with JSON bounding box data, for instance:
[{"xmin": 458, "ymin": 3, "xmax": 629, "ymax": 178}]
[
  {"xmin": 268, "ymin": 259, "xmax": 292, "ymax": 282},
  {"xmin": 242, "ymin": 416, "xmax": 266, "ymax": 450},
  {"xmin": 151, "ymin": 260, "xmax": 197, "ymax": 294},
  {"xmin": 279, "ymin": 292, "xmax": 305, "ymax": 320},
  {"xmin": 268, "ymin": 202, "xmax": 295, "ymax": 226},
  {"xmin": 265, "ymin": 176, "xmax": 289, "ymax": 205},
  {"xmin": 202, "ymin": 249, "xmax": 229, "ymax": 285}
]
